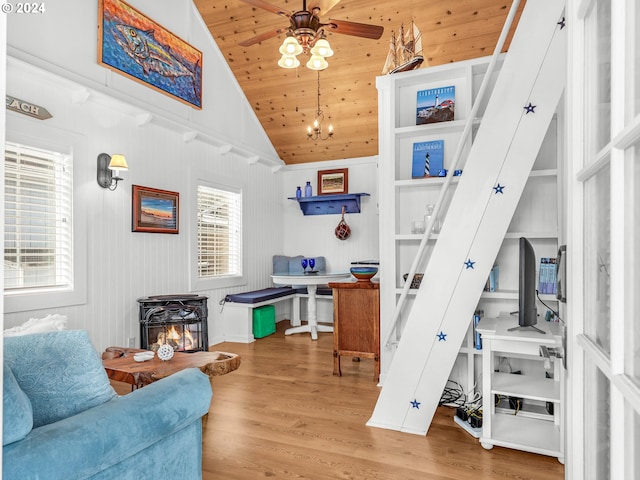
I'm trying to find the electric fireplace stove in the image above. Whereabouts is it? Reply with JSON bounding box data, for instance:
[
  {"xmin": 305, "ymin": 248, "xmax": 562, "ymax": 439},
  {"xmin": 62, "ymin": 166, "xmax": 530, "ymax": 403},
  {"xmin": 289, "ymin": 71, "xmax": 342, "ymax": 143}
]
[{"xmin": 137, "ymin": 294, "xmax": 208, "ymax": 352}]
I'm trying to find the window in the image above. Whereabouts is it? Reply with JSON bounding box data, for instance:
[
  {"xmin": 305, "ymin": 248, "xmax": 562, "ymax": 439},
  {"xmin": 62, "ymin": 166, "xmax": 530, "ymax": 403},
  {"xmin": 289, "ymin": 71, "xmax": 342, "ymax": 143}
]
[
  {"xmin": 196, "ymin": 183, "xmax": 242, "ymax": 281},
  {"xmin": 4, "ymin": 142, "xmax": 73, "ymax": 293}
]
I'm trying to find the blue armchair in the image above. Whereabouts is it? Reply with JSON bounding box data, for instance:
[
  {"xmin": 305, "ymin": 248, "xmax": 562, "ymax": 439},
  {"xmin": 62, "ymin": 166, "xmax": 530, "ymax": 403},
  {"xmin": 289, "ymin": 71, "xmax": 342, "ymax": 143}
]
[{"xmin": 3, "ymin": 330, "xmax": 212, "ymax": 480}]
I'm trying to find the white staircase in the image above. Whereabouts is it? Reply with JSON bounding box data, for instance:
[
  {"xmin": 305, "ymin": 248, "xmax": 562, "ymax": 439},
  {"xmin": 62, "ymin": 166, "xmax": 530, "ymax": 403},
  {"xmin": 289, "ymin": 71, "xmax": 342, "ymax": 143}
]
[{"xmin": 367, "ymin": 0, "xmax": 567, "ymax": 435}]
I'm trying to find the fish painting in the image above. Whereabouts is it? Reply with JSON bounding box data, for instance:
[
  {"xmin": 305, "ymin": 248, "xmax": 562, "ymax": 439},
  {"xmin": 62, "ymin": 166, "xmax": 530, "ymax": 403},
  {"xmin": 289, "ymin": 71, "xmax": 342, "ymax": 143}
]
[
  {"xmin": 114, "ymin": 25, "xmax": 198, "ymax": 83},
  {"xmin": 99, "ymin": 0, "xmax": 202, "ymax": 109}
]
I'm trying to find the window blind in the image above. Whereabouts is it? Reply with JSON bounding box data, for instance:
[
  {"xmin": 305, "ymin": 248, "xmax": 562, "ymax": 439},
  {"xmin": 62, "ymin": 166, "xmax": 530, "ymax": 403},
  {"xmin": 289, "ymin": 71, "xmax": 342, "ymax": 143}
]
[
  {"xmin": 4, "ymin": 142, "xmax": 73, "ymax": 292},
  {"xmin": 197, "ymin": 184, "xmax": 242, "ymax": 278}
]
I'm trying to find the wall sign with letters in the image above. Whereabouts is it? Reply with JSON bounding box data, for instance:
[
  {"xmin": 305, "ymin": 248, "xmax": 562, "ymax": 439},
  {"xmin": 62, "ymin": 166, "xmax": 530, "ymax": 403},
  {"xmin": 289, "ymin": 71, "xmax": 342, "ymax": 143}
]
[{"xmin": 5, "ymin": 95, "xmax": 52, "ymax": 120}]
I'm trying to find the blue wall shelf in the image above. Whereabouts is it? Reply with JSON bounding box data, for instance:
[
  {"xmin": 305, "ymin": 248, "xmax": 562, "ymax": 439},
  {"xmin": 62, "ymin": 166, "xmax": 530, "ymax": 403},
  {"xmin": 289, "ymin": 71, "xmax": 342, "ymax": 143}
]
[{"xmin": 288, "ymin": 193, "xmax": 370, "ymax": 216}]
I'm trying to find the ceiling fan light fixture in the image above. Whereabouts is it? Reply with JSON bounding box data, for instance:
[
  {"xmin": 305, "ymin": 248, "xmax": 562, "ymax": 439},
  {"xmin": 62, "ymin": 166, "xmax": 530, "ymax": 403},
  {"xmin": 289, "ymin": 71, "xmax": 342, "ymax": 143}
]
[
  {"xmin": 278, "ymin": 53, "xmax": 301, "ymax": 69},
  {"xmin": 279, "ymin": 34, "xmax": 303, "ymax": 56},
  {"xmin": 310, "ymin": 37, "xmax": 333, "ymax": 57},
  {"xmin": 306, "ymin": 54, "xmax": 328, "ymax": 71}
]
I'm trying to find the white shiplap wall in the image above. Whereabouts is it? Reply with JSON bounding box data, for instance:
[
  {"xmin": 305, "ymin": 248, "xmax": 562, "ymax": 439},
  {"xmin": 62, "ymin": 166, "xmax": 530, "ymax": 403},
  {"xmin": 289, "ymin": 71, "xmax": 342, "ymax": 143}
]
[
  {"xmin": 3, "ymin": 61, "xmax": 283, "ymax": 352},
  {"xmin": 281, "ymin": 157, "xmax": 380, "ymax": 271}
]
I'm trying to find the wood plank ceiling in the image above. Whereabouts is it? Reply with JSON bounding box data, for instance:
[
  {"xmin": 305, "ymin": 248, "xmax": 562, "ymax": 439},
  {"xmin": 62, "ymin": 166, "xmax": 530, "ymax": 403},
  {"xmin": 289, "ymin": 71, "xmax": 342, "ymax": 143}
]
[{"xmin": 193, "ymin": 0, "xmax": 525, "ymax": 165}]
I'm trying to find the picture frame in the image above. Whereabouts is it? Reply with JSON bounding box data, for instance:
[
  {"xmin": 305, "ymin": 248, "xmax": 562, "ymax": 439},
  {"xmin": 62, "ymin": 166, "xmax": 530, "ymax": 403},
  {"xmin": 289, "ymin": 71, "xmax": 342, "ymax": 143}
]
[
  {"xmin": 317, "ymin": 168, "xmax": 349, "ymax": 195},
  {"xmin": 132, "ymin": 185, "xmax": 179, "ymax": 234},
  {"xmin": 98, "ymin": 0, "xmax": 203, "ymax": 109}
]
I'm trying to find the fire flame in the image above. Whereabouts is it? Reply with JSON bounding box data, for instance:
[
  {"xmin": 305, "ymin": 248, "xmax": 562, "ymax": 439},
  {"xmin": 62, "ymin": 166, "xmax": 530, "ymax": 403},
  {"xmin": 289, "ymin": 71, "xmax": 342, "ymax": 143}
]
[{"xmin": 153, "ymin": 325, "xmax": 196, "ymax": 351}]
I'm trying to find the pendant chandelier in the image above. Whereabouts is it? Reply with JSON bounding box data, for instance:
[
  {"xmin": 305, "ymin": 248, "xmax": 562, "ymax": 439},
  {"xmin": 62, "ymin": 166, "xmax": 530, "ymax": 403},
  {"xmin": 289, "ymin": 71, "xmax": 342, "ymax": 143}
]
[{"xmin": 307, "ymin": 71, "xmax": 333, "ymax": 140}]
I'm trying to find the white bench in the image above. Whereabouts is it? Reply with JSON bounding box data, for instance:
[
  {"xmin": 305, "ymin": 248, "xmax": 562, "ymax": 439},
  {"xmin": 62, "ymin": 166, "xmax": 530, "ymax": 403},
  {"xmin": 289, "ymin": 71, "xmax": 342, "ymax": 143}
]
[{"xmin": 219, "ymin": 287, "xmax": 333, "ymax": 343}]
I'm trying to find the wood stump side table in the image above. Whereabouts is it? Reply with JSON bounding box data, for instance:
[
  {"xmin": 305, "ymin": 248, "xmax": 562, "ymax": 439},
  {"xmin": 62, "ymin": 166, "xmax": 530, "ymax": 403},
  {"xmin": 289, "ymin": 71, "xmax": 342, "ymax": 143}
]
[
  {"xmin": 102, "ymin": 347, "xmax": 241, "ymax": 388},
  {"xmin": 328, "ymin": 280, "xmax": 380, "ymax": 381}
]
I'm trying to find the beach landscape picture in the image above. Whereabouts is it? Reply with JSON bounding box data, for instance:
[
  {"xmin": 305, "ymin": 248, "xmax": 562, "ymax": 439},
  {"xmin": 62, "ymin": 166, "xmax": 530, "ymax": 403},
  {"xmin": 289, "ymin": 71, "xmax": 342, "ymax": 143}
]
[
  {"xmin": 132, "ymin": 185, "xmax": 179, "ymax": 233},
  {"xmin": 317, "ymin": 168, "xmax": 348, "ymax": 195}
]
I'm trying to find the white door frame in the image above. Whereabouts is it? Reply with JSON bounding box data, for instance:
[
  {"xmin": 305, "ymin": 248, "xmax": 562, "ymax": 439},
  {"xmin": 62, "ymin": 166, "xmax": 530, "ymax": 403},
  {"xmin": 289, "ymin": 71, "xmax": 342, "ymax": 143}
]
[{"xmin": 567, "ymin": 0, "xmax": 640, "ymax": 478}]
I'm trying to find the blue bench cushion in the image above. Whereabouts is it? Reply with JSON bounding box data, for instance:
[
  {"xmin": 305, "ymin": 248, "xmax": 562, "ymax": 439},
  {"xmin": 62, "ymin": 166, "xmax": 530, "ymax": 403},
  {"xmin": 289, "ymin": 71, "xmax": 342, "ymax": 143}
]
[
  {"xmin": 290, "ymin": 286, "xmax": 333, "ymax": 296},
  {"xmin": 224, "ymin": 287, "xmax": 295, "ymax": 304}
]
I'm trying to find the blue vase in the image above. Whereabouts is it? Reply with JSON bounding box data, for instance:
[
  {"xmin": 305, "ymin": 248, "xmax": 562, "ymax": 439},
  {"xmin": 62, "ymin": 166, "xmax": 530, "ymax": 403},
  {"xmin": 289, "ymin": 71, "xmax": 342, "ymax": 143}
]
[
  {"xmin": 296, "ymin": 186, "xmax": 302, "ymax": 198},
  {"xmin": 304, "ymin": 181, "xmax": 312, "ymax": 197}
]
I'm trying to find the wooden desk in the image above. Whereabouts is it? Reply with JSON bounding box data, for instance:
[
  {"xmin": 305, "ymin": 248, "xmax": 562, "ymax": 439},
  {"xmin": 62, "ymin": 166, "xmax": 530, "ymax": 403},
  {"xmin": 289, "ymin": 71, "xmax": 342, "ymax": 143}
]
[
  {"xmin": 328, "ymin": 281, "xmax": 380, "ymax": 381},
  {"xmin": 102, "ymin": 347, "xmax": 241, "ymax": 388}
]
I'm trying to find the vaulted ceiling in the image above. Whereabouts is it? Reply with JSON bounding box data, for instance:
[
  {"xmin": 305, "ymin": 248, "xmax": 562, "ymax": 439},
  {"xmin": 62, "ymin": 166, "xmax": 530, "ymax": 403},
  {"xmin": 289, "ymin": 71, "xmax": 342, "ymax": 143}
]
[{"xmin": 193, "ymin": 0, "xmax": 525, "ymax": 164}]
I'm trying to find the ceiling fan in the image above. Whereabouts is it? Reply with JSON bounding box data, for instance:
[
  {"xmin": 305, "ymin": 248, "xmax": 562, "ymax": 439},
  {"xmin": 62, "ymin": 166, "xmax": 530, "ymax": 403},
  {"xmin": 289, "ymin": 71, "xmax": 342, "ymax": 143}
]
[{"xmin": 238, "ymin": 0, "xmax": 384, "ymax": 62}]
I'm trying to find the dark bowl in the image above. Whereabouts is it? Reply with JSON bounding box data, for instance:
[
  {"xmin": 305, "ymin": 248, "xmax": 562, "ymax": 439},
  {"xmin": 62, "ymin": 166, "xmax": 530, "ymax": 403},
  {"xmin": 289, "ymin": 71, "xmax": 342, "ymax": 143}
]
[{"xmin": 350, "ymin": 267, "xmax": 378, "ymax": 282}]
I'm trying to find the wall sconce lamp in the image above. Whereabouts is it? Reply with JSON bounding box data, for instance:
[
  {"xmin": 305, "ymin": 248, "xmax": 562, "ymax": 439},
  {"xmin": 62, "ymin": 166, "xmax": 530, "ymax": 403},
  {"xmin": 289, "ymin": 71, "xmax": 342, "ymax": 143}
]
[{"xmin": 97, "ymin": 153, "xmax": 129, "ymax": 191}]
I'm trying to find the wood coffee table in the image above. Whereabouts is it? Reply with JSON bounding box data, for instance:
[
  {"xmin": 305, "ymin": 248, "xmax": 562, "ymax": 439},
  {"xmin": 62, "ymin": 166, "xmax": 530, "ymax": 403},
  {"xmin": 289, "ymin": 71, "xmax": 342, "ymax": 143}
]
[{"xmin": 102, "ymin": 347, "xmax": 241, "ymax": 389}]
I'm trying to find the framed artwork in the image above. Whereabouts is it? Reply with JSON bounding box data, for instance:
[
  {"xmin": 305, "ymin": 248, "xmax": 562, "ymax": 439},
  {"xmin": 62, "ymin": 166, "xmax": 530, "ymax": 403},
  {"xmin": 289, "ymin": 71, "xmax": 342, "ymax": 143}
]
[
  {"xmin": 317, "ymin": 168, "xmax": 349, "ymax": 195},
  {"xmin": 132, "ymin": 185, "xmax": 179, "ymax": 234},
  {"xmin": 98, "ymin": 0, "xmax": 203, "ymax": 109}
]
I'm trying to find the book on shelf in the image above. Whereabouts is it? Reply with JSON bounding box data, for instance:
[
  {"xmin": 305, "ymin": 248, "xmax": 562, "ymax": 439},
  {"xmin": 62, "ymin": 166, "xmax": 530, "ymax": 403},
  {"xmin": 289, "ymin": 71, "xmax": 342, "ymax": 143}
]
[
  {"xmin": 484, "ymin": 265, "xmax": 499, "ymax": 292},
  {"xmin": 538, "ymin": 257, "xmax": 557, "ymax": 295},
  {"xmin": 411, "ymin": 140, "xmax": 444, "ymax": 178},
  {"xmin": 473, "ymin": 310, "xmax": 484, "ymax": 350},
  {"xmin": 416, "ymin": 85, "xmax": 455, "ymax": 125}
]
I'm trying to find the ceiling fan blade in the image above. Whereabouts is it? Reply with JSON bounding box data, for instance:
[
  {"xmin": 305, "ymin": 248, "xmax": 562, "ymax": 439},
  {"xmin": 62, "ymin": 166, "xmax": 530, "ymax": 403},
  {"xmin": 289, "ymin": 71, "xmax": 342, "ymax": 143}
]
[
  {"xmin": 324, "ymin": 19, "xmax": 384, "ymax": 40},
  {"xmin": 239, "ymin": 0, "xmax": 291, "ymax": 17},
  {"xmin": 239, "ymin": 27, "xmax": 289, "ymax": 47},
  {"xmin": 307, "ymin": 0, "xmax": 342, "ymax": 16}
]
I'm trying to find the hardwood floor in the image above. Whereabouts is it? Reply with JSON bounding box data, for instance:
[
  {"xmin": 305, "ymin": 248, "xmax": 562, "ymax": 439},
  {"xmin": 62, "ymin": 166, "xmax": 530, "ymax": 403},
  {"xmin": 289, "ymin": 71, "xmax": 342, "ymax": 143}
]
[
  {"xmin": 110, "ymin": 321, "xmax": 564, "ymax": 478},
  {"xmin": 198, "ymin": 321, "xmax": 565, "ymax": 480}
]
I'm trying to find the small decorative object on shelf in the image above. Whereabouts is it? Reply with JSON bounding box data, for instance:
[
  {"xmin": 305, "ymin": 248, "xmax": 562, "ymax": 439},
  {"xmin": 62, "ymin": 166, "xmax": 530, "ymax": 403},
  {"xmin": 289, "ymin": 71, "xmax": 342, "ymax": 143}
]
[
  {"xmin": 296, "ymin": 186, "xmax": 302, "ymax": 198},
  {"xmin": 308, "ymin": 258, "xmax": 316, "ymax": 270},
  {"xmin": 381, "ymin": 21, "xmax": 424, "ymax": 75},
  {"xmin": 157, "ymin": 343, "xmax": 175, "ymax": 361},
  {"xmin": 305, "ymin": 181, "xmax": 313, "ymax": 197},
  {"xmin": 411, "ymin": 219, "xmax": 425, "ymax": 234},
  {"xmin": 301, "ymin": 258, "xmax": 308, "ymax": 272},
  {"xmin": 424, "ymin": 204, "xmax": 441, "ymax": 233},
  {"xmin": 350, "ymin": 266, "xmax": 378, "ymax": 282},
  {"xmin": 403, "ymin": 273, "xmax": 424, "ymax": 289}
]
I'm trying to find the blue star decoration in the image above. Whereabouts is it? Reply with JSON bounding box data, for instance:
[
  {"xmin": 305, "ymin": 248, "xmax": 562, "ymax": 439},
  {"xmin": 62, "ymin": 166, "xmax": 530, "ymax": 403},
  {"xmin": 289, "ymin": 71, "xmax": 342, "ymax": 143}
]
[
  {"xmin": 557, "ymin": 17, "xmax": 566, "ymax": 29},
  {"xmin": 464, "ymin": 259, "xmax": 475, "ymax": 269},
  {"xmin": 524, "ymin": 103, "xmax": 536, "ymax": 114},
  {"xmin": 410, "ymin": 399, "xmax": 421, "ymax": 409},
  {"xmin": 493, "ymin": 183, "xmax": 505, "ymax": 194},
  {"xmin": 437, "ymin": 331, "xmax": 447, "ymax": 342}
]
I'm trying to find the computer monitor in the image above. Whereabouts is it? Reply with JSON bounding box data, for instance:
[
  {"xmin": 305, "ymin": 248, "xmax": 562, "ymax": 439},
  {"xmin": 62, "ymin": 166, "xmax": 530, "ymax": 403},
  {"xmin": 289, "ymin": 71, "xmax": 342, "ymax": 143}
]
[{"xmin": 509, "ymin": 237, "xmax": 545, "ymax": 334}]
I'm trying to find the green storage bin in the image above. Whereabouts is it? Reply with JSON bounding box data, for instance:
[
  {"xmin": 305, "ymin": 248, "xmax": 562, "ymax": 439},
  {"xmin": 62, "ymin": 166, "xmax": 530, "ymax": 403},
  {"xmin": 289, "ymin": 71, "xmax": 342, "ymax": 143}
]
[{"xmin": 253, "ymin": 305, "xmax": 276, "ymax": 338}]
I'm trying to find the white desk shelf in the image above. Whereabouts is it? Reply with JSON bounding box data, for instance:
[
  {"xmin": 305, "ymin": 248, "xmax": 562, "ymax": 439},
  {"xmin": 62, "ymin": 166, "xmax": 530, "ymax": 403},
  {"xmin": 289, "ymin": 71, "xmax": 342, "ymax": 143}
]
[{"xmin": 476, "ymin": 315, "xmax": 564, "ymax": 463}]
